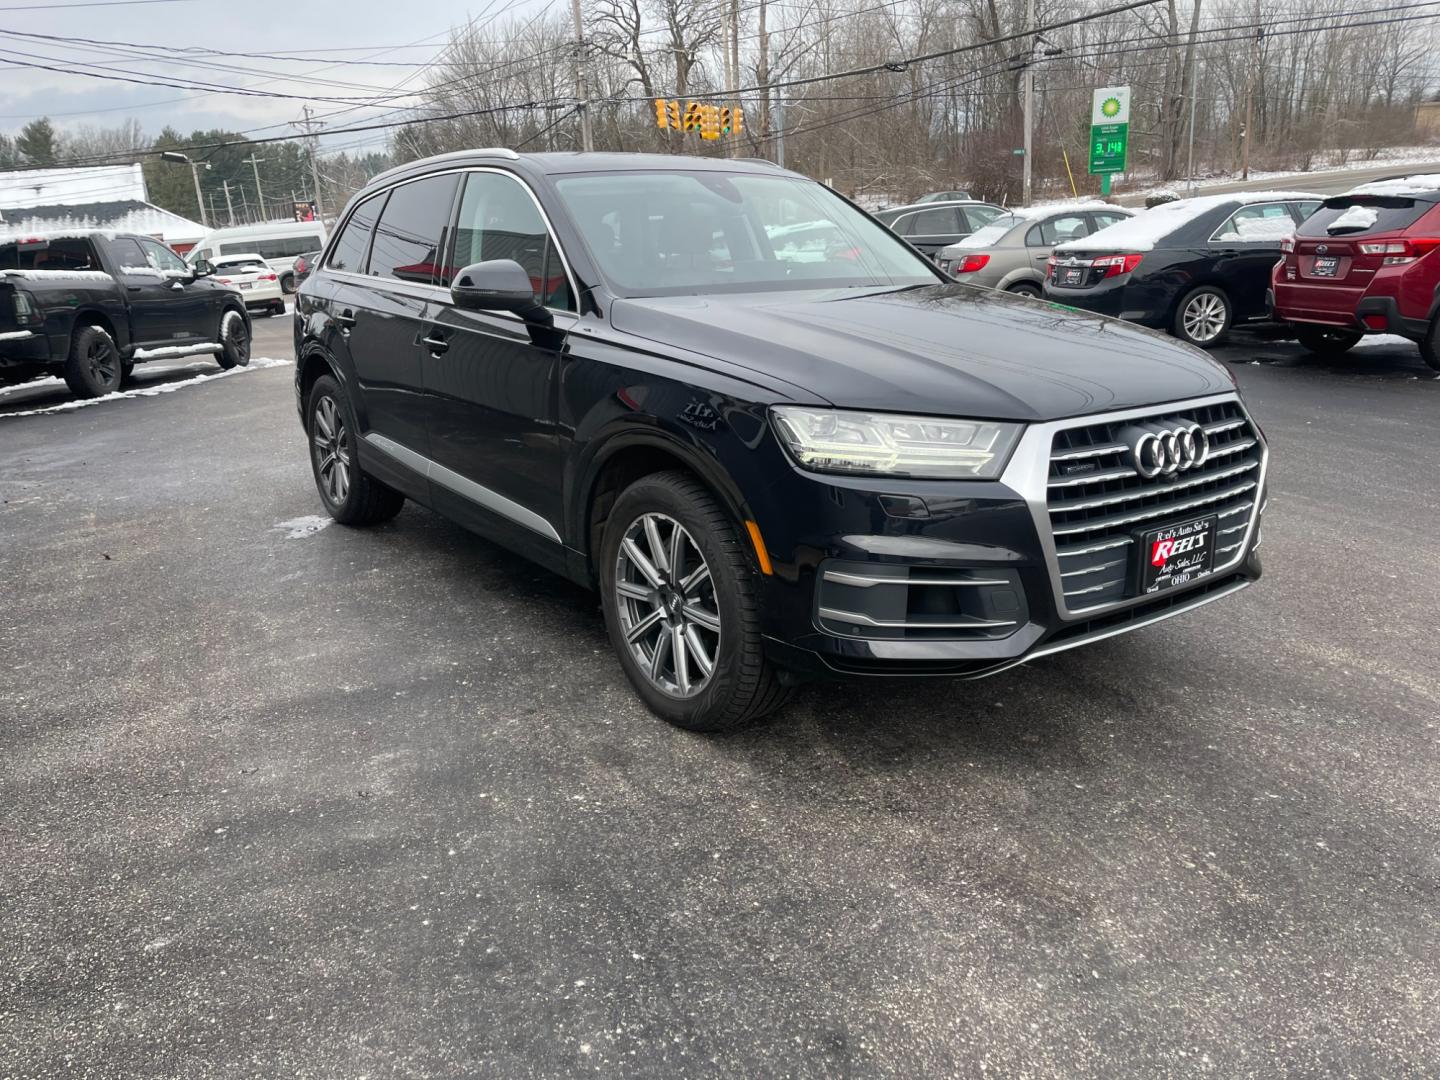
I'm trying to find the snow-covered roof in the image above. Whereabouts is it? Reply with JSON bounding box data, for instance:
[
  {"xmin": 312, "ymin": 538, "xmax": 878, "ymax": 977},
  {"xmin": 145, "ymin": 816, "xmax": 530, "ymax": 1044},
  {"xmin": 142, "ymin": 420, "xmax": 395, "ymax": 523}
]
[
  {"xmin": 0, "ymin": 164, "xmax": 146, "ymax": 210},
  {"xmin": 1345, "ymin": 173, "xmax": 1440, "ymax": 197},
  {"xmin": 1002, "ymin": 200, "xmax": 1124, "ymax": 220},
  {"xmin": 1055, "ymin": 190, "xmax": 1321, "ymax": 252},
  {"xmin": 0, "ymin": 200, "xmax": 206, "ymax": 246}
]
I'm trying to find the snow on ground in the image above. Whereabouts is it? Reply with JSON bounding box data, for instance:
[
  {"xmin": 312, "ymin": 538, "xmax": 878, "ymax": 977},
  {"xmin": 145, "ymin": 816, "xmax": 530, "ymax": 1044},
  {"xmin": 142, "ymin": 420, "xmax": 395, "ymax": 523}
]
[
  {"xmin": 272, "ymin": 515, "xmax": 333, "ymax": 540},
  {"xmin": 0, "ymin": 357, "xmax": 291, "ymax": 419}
]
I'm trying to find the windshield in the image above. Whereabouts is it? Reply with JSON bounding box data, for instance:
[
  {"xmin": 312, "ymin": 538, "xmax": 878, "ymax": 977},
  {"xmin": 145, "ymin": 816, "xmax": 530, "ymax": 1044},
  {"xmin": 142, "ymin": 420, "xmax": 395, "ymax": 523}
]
[{"xmin": 552, "ymin": 171, "xmax": 939, "ymax": 296}]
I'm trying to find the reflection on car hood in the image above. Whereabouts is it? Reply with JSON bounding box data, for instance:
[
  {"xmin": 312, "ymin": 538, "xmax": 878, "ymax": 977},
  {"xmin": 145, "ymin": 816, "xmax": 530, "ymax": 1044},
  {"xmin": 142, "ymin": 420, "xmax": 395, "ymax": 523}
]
[{"xmin": 609, "ymin": 284, "xmax": 1234, "ymax": 421}]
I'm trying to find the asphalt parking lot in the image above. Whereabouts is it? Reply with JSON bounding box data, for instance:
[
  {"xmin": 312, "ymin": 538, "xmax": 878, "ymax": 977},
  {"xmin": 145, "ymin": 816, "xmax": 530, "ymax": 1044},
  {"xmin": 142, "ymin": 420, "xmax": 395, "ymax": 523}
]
[{"xmin": 2, "ymin": 316, "xmax": 1437, "ymax": 1079}]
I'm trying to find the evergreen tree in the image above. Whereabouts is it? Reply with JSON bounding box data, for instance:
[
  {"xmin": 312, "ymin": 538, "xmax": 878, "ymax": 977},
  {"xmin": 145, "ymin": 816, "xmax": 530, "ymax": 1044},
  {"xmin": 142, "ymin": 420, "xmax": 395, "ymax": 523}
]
[{"xmin": 16, "ymin": 118, "xmax": 60, "ymax": 166}]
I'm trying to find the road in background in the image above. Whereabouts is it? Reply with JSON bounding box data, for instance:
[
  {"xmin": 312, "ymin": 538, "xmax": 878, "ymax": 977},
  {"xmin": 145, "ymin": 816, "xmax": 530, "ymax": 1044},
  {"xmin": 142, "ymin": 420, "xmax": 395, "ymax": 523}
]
[
  {"xmin": 1114, "ymin": 160, "xmax": 1440, "ymax": 205},
  {"xmin": 2, "ymin": 320, "xmax": 1437, "ymax": 1077}
]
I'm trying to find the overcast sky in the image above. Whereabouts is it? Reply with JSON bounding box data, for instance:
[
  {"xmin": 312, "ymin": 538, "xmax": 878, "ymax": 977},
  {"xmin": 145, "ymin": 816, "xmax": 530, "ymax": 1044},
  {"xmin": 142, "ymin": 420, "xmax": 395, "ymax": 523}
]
[{"xmin": 1, "ymin": 0, "xmax": 550, "ymax": 151}]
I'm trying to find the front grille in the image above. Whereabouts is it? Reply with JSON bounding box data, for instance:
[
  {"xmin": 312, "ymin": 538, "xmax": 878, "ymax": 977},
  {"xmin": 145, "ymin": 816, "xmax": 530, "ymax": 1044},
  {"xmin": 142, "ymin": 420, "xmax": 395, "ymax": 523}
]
[{"xmin": 1044, "ymin": 399, "xmax": 1264, "ymax": 614}]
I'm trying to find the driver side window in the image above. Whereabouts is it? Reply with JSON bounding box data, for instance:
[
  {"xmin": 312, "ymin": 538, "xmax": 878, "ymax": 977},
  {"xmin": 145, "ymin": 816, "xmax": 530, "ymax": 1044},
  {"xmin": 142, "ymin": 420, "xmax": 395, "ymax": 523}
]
[
  {"xmin": 450, "ymin": 171, "xmax": 574, "ymax": 312},
  {"xmin": 141, "ymin": 239, "xmax": 189, "ymax": 274}
]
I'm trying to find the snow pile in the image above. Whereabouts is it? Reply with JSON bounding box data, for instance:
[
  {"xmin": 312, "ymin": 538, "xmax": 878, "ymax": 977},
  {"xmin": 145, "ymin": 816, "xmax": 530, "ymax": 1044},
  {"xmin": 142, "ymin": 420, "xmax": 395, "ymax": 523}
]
[
  {"xmin": 0, "ymin": 356, "xmax": 292, "ymax": 419},
  {"xmin": 1326, "ymin": 205, "xmax": 1380, "ymax": 232},
  {"xmin": 1347, "ymin": 173, "xmax": 1440, "ymax": 197},
  {"xmin": 0, "ymin": 268, "xmax": 112, "ymax": 282},
  {"xmin": 1056, "ymin": 191, "xmax": 1320, "ymax": 252},
  {"xmin": 1215, "ymin": 217, "xmax": 1296, "ymax": 242},
  {"xmin": 0, "ymin": 329, "xmax": 36, "ymax": 341},
  {"xmin": 132, "ymin": 343, "xmax": 222, "ymax": 360}
]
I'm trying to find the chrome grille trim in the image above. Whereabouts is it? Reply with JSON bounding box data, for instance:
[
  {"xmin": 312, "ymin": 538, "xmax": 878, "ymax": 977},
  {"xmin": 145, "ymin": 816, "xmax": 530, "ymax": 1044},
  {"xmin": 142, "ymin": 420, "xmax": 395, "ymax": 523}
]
[
  {"xmin": 822, "ymin": 570, "xmax": 1008, "ymax": 588},
  {"xmin": 1001, "ymin": 392, "xmax": 1267, "ymax": 621},
  {"xmin": 818, "ymin": 607, "xmax": 1017, "ymax": 630}
]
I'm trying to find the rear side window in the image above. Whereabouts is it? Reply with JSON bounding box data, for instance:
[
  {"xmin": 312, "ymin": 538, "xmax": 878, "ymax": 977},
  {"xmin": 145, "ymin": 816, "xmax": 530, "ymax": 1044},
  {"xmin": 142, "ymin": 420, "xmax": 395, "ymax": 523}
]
[
  {"xmin": 1092, "ymin": 211, "xmax": 1129, "ymax": 229},
  {"xmin": 903, "ymin": 208, "xmax": 960, "ymax": 236},
  {"xmin": 1298, "ymin": 197, "xmax": 1431, "ymax": 237},
  {"xmin": 0, "ymin": 237, "xmax": 100, "ymax": 270},
  {"xmin": 449, "ymin": 171, "xmax": 574, "ymax": 311},
  {"xmin": 1031, "ymin": 214, "xmax": 1092, "ymax": 246},
  {"xmin": 368, "ymin": 174, "xmax": 460, "ymax": 285},
  {"xmin": 1213, "ymin": 203, "xmax": 1295, "ymax": 243},
  {"xmin": 327, "ymin": 194, "xmax": 383, "ymax": 274}
]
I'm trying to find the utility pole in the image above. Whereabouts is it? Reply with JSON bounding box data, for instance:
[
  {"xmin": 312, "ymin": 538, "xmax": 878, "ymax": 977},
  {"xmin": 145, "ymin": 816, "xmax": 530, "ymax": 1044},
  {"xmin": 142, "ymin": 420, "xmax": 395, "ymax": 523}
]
[
  {"xmin": 1185, "ymin": 0, "xmax": 1202, "ymax": 194},
  {"xmin": 208, "ymin": 192, "xmax": 218, "ymax": 226},
  {"xmin": 1021, "ymin": 0, "xmax": 1034, "ymax": 205},
  {"xmin": 568, "ymin": 0, "xmax": 594, "ymax": 152},
  {"xmin": 775, "ymin": 94, "xmax": 785, "ymax": 169},
  {"xmin": 186, "ymin": 161, "xmax": 208, "ymax": 227},
  {"xmin": 293, "ymin": 105, "xmax": 326, "ymax": 219},
  {"xmin": 242, "ymin": 153, "xmax": 266, "ymax": 220},
  {"xmin": 731, "ymin": 0, "xmax": 741, "ymax": 158},
  {"xmin": 1240, "ymin": 8, "xmax": 1261, "ymax": 180},
  {"xmin": 222, "ymin": 180, "xmax": 235, "ymax": 226}
]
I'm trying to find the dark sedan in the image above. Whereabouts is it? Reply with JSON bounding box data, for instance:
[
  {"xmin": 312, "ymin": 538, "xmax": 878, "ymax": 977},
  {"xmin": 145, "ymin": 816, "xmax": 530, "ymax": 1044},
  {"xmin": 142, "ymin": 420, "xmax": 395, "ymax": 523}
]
[
  {"xmin": 1043, "ymin": 192, "xmax": 1322, "ymax": 347},
  {"xmin": 873, "ymin": 199, "xmax": 1007, "ymax": 257}
]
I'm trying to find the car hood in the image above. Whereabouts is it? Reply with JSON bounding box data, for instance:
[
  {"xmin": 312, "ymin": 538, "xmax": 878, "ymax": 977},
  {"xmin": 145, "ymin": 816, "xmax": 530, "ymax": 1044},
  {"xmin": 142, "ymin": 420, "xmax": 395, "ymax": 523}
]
[{"xmin": 608, "ymin": 284, "xmax": 1235, "ymax": 421}]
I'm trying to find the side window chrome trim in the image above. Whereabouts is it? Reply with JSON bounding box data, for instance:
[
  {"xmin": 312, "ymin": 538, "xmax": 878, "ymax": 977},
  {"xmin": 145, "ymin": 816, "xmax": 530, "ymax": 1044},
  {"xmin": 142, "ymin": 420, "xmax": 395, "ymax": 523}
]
[{"xmin": 320, "ymin": 165, "xmax": 579, "ymax": 316}]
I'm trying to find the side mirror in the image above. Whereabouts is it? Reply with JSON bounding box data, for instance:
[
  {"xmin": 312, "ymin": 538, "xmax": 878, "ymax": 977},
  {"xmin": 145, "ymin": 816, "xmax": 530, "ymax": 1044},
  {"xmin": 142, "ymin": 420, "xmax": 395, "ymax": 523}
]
[
  {"xmin": 450, "ymin": 259, "xmax": 551, "ymax": 324},
  {"xmin": 192, "ymin": 260, "xmax": 215, "ymax": 278}
]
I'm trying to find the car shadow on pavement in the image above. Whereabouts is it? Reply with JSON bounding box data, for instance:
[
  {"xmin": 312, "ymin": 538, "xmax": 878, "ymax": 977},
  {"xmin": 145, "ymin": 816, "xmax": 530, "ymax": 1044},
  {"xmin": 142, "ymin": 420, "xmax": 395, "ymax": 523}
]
[{"xmin": 1224, "ymin": 330, "xmax": 1440, "ymax": 380}]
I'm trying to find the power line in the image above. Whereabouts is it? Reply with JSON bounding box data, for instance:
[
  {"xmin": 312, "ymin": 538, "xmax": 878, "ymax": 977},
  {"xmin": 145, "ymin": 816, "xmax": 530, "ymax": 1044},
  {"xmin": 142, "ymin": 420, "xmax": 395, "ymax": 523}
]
[{"xmin": 0, "ymin": 0, "xmax": 198, "ymax": 8}]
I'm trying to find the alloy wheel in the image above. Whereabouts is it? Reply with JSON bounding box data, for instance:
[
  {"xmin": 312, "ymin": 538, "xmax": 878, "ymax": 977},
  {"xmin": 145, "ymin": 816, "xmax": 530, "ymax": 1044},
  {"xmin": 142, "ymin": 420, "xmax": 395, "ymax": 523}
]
[
  {"xmin": 1182, "ymin": 293, "xmax": 1227, "ymax": 342},
  {"xmin": 87, "ymin": 335, "xmax": 118, "ymax": 388},
  {"xmin": 311, "ymin": 395, "xmax": 351, "ymax": 506},
  {"xmin": 614, "ymin": 513, "xmax": 721, "ymax": 699}
]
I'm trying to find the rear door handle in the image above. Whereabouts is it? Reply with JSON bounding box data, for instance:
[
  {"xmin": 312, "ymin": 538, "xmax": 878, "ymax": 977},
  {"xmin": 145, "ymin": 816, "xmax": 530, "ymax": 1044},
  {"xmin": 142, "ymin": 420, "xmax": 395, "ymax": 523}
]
[{"xmin": 422, "ymin": 331, "xmax": 450, "ymax": 355}]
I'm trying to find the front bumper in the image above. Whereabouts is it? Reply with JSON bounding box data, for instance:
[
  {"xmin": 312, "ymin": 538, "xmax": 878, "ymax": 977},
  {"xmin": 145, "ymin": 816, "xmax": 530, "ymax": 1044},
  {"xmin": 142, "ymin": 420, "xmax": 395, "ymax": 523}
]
[{"xmin": 751, "ymin": 393, "xmax": 1268, "ymax": 679}]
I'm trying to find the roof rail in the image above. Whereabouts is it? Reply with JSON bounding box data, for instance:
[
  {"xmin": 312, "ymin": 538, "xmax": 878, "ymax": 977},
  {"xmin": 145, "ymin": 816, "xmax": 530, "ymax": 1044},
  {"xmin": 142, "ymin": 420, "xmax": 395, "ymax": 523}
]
[{"xmin": 368, "ymin": 147, "xmax": 522, "ymax": 187}]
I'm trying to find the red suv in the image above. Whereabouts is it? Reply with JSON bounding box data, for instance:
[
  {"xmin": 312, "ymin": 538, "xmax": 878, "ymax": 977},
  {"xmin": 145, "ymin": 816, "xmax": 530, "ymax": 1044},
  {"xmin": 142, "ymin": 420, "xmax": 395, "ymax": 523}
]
[{"xmin": 1272, "ymin": 176, "xmax": 1440, "ymax": 369}]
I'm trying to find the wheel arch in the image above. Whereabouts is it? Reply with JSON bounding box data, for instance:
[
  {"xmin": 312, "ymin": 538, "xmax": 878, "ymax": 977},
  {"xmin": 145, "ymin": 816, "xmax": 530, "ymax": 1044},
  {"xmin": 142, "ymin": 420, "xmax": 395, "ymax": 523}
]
[
  {"xmin": 296, "ymin": 344, "xmax": 341, "ymax": 406},
  {"xmin": 573, "ymin": 428, "xmax": 754, "ymax": 585},
  {"xmin": 71, "ymin": 307, "xmax": 121, "ymax": 350}
]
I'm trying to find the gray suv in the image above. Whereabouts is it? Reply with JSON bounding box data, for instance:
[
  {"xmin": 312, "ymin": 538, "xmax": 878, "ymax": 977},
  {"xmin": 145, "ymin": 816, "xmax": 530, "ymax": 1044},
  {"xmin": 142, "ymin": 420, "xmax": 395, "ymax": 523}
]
[{"xmin": 936, "ymin": 203, "xmax": 1133, "ymax": 296}]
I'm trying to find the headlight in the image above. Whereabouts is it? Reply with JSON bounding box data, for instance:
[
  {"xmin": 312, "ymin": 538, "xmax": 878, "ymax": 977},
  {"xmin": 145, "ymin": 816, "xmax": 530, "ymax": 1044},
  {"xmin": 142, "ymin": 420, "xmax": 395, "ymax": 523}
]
[{"xmin": 771, "ymin": 406, "xmax": 1023, "ymax": 479}]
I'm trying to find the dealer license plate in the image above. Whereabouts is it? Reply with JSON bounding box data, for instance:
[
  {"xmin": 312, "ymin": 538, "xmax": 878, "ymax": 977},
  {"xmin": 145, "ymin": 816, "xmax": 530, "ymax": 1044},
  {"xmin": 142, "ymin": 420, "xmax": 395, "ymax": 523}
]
[
  {"xmin": 238, "ymin": 282, "xmax": 252, "ymax": 290},
  {"xmin": 1138, "ymin": 515, "xmax": 1217, "ymax": 595},
  {"xmin": 1310, "ymin": 255, "xmax": 1340, "ymax": 278},
  {"xmin": 1059, "ymin": 267, "xmax": 1085, "ymax": 286}
]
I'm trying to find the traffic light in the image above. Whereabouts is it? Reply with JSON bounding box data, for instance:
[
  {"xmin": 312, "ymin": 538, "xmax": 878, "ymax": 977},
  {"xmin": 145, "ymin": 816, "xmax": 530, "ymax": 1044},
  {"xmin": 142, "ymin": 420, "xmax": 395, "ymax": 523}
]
[
  {"xmin": 667, "ymin": 99, "xmax": 681, "ymax": 129},
  {"xmin": 719, "ymin": 106, "xmax": 732, "ymax": 134},
  {"xmin": 731, "ymin": 107, "xmax": 744, "ymax": 137},
  {"xmin": 655, "ymin": 98, "xmax": 668, "ymax": 128},
  {"xmin": 683, "ymin": 102, "xmax": 703, "ymax": 133},
  {"xmin": 700, "ymin": 103, "xmax": 721, "ymax": 140}
]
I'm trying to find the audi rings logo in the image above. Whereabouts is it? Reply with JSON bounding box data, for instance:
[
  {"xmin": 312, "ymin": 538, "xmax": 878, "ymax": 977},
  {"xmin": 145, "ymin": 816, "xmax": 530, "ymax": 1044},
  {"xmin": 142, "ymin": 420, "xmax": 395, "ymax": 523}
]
[{"xmin": 1122, "ymin": 422, "xmax": 1210, "ymax": 479}]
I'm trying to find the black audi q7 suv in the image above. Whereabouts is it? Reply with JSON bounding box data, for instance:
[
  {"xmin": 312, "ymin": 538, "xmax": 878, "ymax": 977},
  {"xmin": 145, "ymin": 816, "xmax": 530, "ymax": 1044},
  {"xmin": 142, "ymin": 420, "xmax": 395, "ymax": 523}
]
[{"xmin": 293, "ymin": 150, "xmax": 1269, "ymax": 731}]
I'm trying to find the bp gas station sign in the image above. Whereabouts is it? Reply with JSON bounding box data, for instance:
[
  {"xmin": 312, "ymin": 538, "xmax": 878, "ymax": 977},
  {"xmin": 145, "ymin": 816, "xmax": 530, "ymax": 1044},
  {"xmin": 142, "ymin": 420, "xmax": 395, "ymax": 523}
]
[{"xmin": 1089, "ymin": 86, "xmax": 1130, "ymax": 192}]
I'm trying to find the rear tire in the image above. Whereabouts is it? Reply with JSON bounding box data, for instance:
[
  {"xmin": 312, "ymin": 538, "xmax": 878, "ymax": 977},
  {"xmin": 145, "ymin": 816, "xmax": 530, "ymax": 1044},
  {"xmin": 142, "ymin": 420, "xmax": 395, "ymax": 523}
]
[
  {"xmin": 216, "ymin": 308, "xmax": 250, "ymax": 369},
  {"xmin": 1296, "ymin": 326, "xmax": 1362, "ymax": 356},
  {"xmin": 599, "ymin": 471, "xmax": 791, "ymax": 732},
  {"xmin": 62, "ymin": 325, "xmax": 122, "ymax": 398},
  {"xmin": 306, "ymin": 374, "xmax": 405, "ymax": 526},
  {"xmin": 281, "ymin": 273, "xmax": 297, "ymax": 295},
  {"xmin": 1420, "ymin": 319, "xmax": 1440, "ymax": 372},
  {"xmin": 1006, "ymin": 282, "xmax": 1042, "ymax": 298},
  {"xmin": 1173, "ymin": 285, "xmax": 1232, "ymax": 348}
]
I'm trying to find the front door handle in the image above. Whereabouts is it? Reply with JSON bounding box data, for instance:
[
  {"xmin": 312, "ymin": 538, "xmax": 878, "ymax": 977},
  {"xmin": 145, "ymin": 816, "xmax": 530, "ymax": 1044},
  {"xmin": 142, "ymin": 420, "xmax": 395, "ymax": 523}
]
[
  {"xmin": 170, "ymin": 281, "xmax": 185, "ymax": 291},
  {"xmin": 422, "ymin": 332, "xmax": 450, "ymax": 355},
  {"xmin": 335, "ymin": 310, "xmax": 357, "ymax": 331}
]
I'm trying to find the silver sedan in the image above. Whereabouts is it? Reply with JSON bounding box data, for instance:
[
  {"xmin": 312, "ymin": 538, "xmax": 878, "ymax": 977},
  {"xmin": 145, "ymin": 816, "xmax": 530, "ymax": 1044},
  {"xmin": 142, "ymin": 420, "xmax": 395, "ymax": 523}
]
[{"xmin": 936, "ymin": 203, "xmax": 1134, "ymax": 297}]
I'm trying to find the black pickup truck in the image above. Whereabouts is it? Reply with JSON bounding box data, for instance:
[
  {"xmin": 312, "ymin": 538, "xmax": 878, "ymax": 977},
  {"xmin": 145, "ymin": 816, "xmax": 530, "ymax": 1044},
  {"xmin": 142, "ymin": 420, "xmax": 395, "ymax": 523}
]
[{"xmin": 0, "ymin": 231, "xmax": 252, "ymax": 398}]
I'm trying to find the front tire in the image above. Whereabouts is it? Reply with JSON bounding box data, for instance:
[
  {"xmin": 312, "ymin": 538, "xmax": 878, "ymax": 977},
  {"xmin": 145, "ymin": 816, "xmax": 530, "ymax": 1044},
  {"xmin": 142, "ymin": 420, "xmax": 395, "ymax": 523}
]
[
  {"xmin": 599, "ymin": 471, "xmax": 790, "ymax": 732},
  {"xmin": 216, "ymin": 308, "xmax": 250, "ymax": 370},
  {"xmin": 306, "ymin": 374, "xmax": 405, "ymax": 525},
  {"xmin": 281, "ymin": 273, "xmax": 297, "ymax": 295},
  {"xmin": 1296, "ymin": 326, "xmax": 1362, "ymax": 355},
  {"xmin": 62, "ymin": 325, "xmax": 122, "ymax": 398},
  {"xmin": 1173, "ymin": 286, "xmax": 1232, "ymax": 348}
]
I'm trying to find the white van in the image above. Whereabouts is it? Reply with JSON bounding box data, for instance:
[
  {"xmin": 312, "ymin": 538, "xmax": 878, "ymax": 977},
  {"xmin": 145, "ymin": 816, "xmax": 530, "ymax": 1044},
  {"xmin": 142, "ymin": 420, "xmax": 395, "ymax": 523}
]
[{"xmin": 188, "ymin": 221, "xmax": 328, "ymax": 294}]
